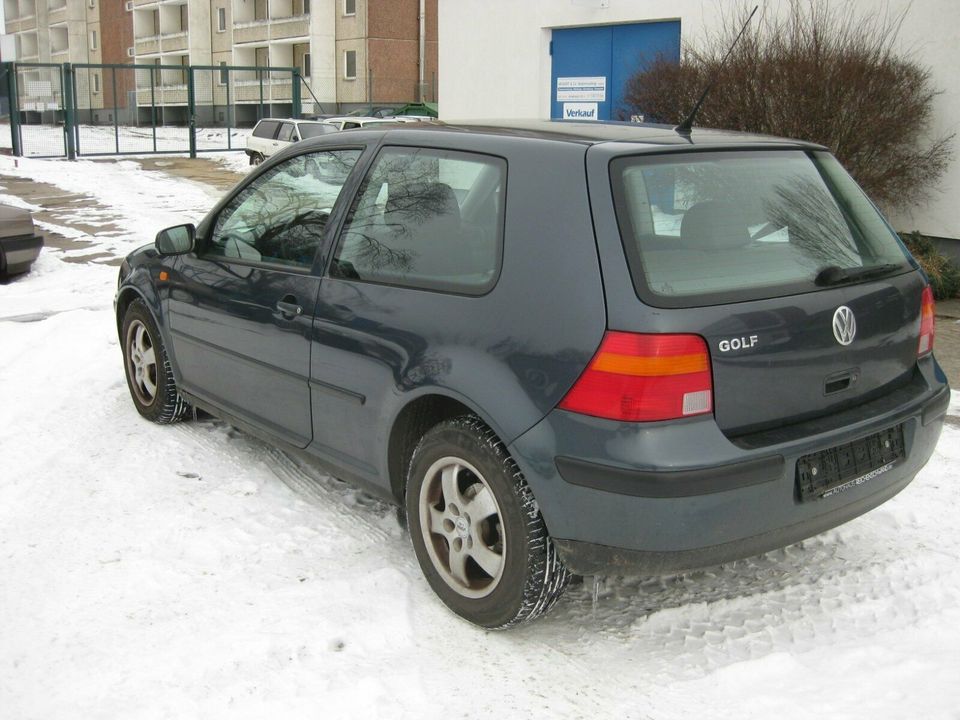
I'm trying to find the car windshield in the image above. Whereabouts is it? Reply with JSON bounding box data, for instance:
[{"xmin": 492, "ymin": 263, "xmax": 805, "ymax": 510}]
[
  {"xmin": 298, "ymin": 123, "xmax": 334, "ymax": 139},
  {"xmin": 610, "ymin": 150, "xmax": 911, "ymax": 306}
]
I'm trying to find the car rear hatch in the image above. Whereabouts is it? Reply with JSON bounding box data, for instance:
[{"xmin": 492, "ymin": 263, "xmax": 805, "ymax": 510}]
[{"xmin": 590, "ymin": 146, "xmax": 926, "ymax": 437}]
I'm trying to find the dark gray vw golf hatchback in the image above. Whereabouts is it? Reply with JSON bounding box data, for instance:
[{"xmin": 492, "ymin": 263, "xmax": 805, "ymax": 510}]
[{"xmin": 116, "ymin": 120, "xmax": 949, "ymax": 627}]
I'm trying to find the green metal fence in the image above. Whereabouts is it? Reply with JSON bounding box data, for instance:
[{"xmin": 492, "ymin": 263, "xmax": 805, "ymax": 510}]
[{"xmin": 3, "ymin": 61, "xmax": 301, "ymax": 159}]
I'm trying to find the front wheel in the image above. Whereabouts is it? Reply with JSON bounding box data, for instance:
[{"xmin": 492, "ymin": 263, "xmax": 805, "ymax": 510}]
[
  {"xmin": 121, "ymin": 299, "xmax": 190, "ymax": 424},
  {"xmin": 406, "ymin": 416, "xmax": 570, "ymax": 628},
  {"xmin": 250, "ymin": 152, "xmax": 265, "ymax": 166}
]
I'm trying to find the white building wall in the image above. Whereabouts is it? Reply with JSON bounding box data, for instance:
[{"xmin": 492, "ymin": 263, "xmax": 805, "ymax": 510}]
[
  {"xmin": 439, "ymin": 0, "xmax": 960, "ymax": 240},
  {"xmin": 308, "ymin": 0, "xmax": 335, "ymax": 102}
]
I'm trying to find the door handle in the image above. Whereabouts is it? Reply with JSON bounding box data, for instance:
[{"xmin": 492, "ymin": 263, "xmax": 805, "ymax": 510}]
[{"xmin": 276, "ymin": 297, "xmax": 303, "ymax": 318}]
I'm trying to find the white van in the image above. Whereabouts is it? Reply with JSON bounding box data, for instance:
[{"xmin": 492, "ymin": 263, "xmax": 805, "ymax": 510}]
[{"xmin": 245, "ymin": 118, "xmax": 339, "ymax": 165}]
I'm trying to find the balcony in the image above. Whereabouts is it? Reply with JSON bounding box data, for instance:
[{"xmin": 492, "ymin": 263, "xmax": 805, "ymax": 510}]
[
  {"xmin": 233, "ymin": 20, "xmax": 270, "ymax": 44},
  {"xmin": 269, "ymin": 15, "xmax": 308, "ymax": 40},
  {"xmin": 135, "ymin": 85, "xmax": 187, "ymax": 105},
  {"xmin": 232, "ymin": 76, "xmax": 292, "ymax": 102},
  {"xmin": 160, "ymin": 30, "xmax": 188, "ymax": 52},
  {"xmin": 46, "ymin": 5, "xmax": 66, "ymax": 23},
  {"xmin": 135, "ymin": 35, "xmax": 161, "ymax": 55}
]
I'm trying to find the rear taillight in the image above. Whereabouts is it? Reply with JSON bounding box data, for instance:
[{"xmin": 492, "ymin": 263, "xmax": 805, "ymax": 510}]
[
  {"xmin": 918, "ymin": 285, "xmax": 935, "ymax": 357},
  {"xmin": 559, "ymin": 332, "xmax": 713, "ymax": 422}
]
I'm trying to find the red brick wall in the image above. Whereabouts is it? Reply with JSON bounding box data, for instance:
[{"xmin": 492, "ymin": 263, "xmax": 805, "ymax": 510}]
[
  {"xmin": 100, "ymin": 0, "xmax": 135, "ymax": 109},
  {"xmin": 368, "ymin": 0, "xmax": 438, "ymax": 103}
]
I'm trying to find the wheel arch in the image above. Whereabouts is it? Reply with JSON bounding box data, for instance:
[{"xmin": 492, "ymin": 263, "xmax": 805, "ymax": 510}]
[
  {"xmin": 116, "ymin": 276, "xmax": 181, "ymax": 382},
  {"xmin": 386, "ymin": 391, "xmax": 503, "ymax": 503}
]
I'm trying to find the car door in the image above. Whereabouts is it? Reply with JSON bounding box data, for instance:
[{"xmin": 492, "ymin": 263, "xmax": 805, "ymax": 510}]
[
  {"xmin": 167, "ymin": 148, "xmax": 364, "ymax": 447},
  {"xmin": 275, "ymin": 121, "xmax": 297, "ymax": 154},
  {"xmin": 310, "ymin": 145, "xmax": 508, "ymax": 475}
]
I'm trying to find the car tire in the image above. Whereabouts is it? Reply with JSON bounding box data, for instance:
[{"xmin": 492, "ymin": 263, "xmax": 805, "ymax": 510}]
[
  {"xmin": 251, "ymin": 152, "xmax": 265, "ymax": 166},
  {"xmin": 121, "ymin": 299, "xmax": 190, "ymax": 424},
  {"xmin": 406, "ymin": 415, "xmax": 570, "ymax": 628}
]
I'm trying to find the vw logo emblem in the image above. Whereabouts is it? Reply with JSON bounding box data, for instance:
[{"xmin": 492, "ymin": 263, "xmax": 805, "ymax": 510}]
[{"xmin": 833, "ymin": 306, "xmax": 857, "ymax": 346}]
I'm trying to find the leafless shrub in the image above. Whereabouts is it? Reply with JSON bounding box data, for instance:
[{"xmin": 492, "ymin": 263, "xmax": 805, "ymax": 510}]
[{"xmin": 621, "ymin": 1, "xmax": 954, "ymax": 210}]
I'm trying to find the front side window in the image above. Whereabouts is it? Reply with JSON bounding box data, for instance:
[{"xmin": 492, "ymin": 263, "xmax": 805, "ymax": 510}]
[
  {"xmin": 330, "ymin": 147, "xmax": 505, "ymax": 294},
  {"xmin": 205, "ymin": 150, "xmax": 362, "ymax": 268},
  {"xmin": 611, "ymin": 150, "xmax": 910, "ymax": 306},
  {"xmin": 277, "ymin": 122, "xmax": 296, "ymax": 142}
]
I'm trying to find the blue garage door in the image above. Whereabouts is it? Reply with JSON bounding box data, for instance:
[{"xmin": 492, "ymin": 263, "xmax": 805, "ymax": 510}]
[{"xmin": 551, "ymin": 21, "xmax": 681, "ymax": 121}]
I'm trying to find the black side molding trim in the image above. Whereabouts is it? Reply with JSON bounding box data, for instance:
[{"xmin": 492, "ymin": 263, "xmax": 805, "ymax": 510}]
[
  {"xmin": 555, "ymin": 453, "xmax": 785, "ymax": 498},
  {"xmin": 921, "ymin": 386, "xmax": 950, "ymax": 426}
]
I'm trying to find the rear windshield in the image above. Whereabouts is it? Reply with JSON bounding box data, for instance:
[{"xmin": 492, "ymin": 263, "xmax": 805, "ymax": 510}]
[
  {"xmin": 610, "ymin": 150, "xmax": 911, "ymax": 307},
  {"xmin": 299, "ymin": 123, "xmax": 335, "ymax": 139}
]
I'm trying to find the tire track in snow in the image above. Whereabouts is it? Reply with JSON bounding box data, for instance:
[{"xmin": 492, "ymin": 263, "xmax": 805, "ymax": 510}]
[{"xmin": 169, "ymin": 418, "xmax": 398, "ymax": 544}]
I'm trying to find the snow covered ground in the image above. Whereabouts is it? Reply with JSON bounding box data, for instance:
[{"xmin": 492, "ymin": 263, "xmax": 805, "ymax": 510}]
[{"xmin": 1, "ymin": 155, "xmax": 959, "ymax": 719}]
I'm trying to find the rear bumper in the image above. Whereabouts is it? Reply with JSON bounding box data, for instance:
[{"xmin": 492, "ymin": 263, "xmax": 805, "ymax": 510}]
[
  {"xmin": 0, "ymin": 233, "xmax": 44, "ymax": 275},
  {"xmin": 508, "ymin": 363, "xmax": 949, "ymax": 576}
]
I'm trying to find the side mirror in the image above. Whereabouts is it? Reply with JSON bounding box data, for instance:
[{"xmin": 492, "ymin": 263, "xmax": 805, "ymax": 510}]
[{"xmin": 155, "ymin": 224, "xmax": 195, "ymax": 256}]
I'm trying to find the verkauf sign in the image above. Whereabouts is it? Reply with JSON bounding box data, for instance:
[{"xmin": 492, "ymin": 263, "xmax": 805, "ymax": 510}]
[{"xmin": 562, "ymin": 103, "xmax": 598, "ymax": 120}]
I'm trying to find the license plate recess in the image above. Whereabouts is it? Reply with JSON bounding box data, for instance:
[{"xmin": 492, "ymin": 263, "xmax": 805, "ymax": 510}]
[{"xmin": 796, "ymin": 425, "xmax": 905, "ymax": 501}]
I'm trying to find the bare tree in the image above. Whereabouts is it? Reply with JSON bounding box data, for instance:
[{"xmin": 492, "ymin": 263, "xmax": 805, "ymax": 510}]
[{"xmin": 621, "ymin": 0, "xmax": 954, "ymax": 210}]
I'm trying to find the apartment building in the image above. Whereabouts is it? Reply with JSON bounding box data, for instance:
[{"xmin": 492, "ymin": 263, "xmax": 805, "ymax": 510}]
[
  {"xmin": 3, "ymin": 0, "xmax": 107, "ymax": 116},
  {"xmin": 126, "ymin": 0, "xmax": 435, "ymax": 120},
  {"xmin": 4, "ymin": 0, "xmax": 436, "ymax": 125}
]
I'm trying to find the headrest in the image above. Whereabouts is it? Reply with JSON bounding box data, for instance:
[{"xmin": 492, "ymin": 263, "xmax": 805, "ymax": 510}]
[{"xmin": 680, "ymin": 201, "xmax": 749, "ymax": 250}]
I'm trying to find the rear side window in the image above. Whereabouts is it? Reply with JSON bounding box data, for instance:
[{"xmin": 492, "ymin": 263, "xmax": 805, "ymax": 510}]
[
  {"xmin": 252, "ymin": 120, "xmax": 280, "ymax": 139},
  {"xmin": 611, "ymin": 150, "xmax": 910, "ymax": 307},
  {"xmin": 330, "ymin": 147, "xmax": 505, "ymax": 294}
]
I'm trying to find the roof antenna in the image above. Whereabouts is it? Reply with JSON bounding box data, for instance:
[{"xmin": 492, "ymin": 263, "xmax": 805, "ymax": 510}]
[{"xmin": 675, "ymin": 4, "xmax": 759, "ymax": 135}]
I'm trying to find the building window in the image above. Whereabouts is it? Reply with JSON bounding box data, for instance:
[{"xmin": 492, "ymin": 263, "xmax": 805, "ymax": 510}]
[
  {"xmin": 343, "ymin": 0, "xmax": 355, "ymax": 16},
  {"xmin": 303, "ymin": 0, "xmax": 309, "ymax": 14},
  {"xmin": 179, "ymin": 4, "xmax": 188, "ymax": 31},
  {"xmin": 344, "ymin": 50, "xmax": 356, "ymax": 79},
  {"xmin": 219, "ymin": 61, "xmax": 228, "ymax": 85},
  {"xmin": 217, "ymin": 7, "xmax": 226, "ymax": 31},
  {"xmin": 93, "ymin": 72, "xmax": 100, "ymax": 93},
  {"xmin": 88, "ymin": 0, "xmax": 95, "ymax": 8},
  {"xmin": 90, "ymin": 30, "xmax": 98, "ymax": 50},
  {"xmin": 303, "ymin": 52, "xmax": 311, "ymax": 78}
]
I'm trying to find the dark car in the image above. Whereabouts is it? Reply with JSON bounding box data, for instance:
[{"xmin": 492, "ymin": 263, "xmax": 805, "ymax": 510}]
[
  {"xmin": 0, "ymin": 203, "xmax": 44, "ymax": 277},
  {"xmin": 115, "ymin": 120, "xmax": 949, "ymax": 628}
]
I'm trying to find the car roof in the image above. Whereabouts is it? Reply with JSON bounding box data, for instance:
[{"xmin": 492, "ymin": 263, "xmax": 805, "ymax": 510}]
[{"xmin": 302, "ymin": 118, "xmax": 827, "ymax": 151}]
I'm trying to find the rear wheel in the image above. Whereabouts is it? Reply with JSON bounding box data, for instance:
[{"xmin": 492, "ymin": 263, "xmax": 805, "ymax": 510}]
[
  {"xmin": 406, "ymin": 415, "xmax": 569, "ymax": 628},
  {"xmin": 121, "ymin": 299, "xmax": 189, "ymax": 424}
]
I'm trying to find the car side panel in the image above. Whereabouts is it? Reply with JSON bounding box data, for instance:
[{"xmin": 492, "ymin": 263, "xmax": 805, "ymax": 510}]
[{"xmin": 307, "ymin": 135, "xmax": 607, "ymax": 488}]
